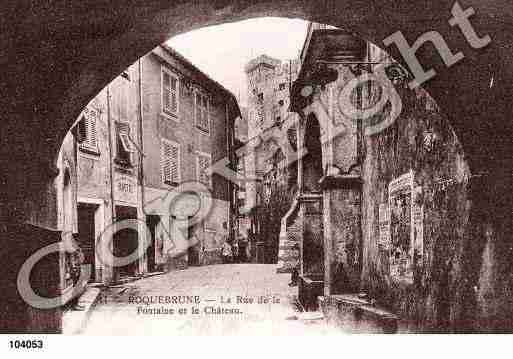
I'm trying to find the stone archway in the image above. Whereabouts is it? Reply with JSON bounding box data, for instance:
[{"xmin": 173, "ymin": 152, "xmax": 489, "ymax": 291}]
[
  {"xmin": 2, "ymin": 1, "xmax": 512, "ymax": 226},
  {"xmin": 1, "ymin": 0, "xmax": 512, "ymax": 333}
]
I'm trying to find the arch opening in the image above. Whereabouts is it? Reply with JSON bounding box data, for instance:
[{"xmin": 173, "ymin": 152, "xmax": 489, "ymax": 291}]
[{"xmin": 1, "ymin": 1, "xmax": 512, "ymax": 334}]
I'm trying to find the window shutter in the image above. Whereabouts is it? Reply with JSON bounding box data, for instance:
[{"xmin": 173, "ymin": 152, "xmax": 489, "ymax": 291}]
[
  {"xmin": 195, "ymin": 92, "xmax": 209, "ymax": 132},
  {"xmin": 163, "ymin": 72, "xmax": 170, "ymax": 112},
  {"xmin": 79, "ymin": 107, "xmax": 98, "ymax": 151},
  {"xmin": 170, "ymin": 144, "xmax": 179, "ymax": 182},
  {"xmin": 195, "ymin": 93, "xmax": 202, "ymax": 128},
  {"xmin": 203, "ymin": 96, "xmax": 209, "ymax": 131},
  {"xmin": 197, "ymin": 154, "xmax": 211, "ymax": 186},
  {"xmin": 87, "ymin": 114, "xmax": 98, "ymax": 148},
  {"xmin": 169, "ymin": 76, "xmax": 177, "ymax": 113},
  {"xmin": 115, "ymin": 122, "xmax": 133, "ymax": 165},
  {"xmin": 76, "ymin": 116, "xmax": 87, "ymax": 143},
  {"xmin": 162, "ymin": 141, "xmax": 180, "ymax": 185},
  {"xmin": 162, "ymin": 70, "xmax": 178, "ymax": 116},
  {"xmin": 161, "ymin": 142, "xmax": 170, "ymax": 183}
]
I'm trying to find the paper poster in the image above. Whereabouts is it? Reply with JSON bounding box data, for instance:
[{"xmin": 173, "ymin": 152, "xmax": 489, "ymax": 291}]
[
  {"xmin": 412, "ymin": 186, "xmax": 424, "ymax": 263},
  {"xmin": 378, "ymin": 203, "xmax": 390, "ymax": 248}
]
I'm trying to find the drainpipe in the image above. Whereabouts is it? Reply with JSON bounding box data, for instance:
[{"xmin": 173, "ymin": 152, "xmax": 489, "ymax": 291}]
[
  {"xmin": 138, "ymin": 59, "xmax": 146, "ymax": 220},
  {"xmin": 106, "ymin": 84, "xmax": 116, "ymax": 283},
  {"xmin": 226, "ymin": 101, "xmax": 233, "ymax": 242},
  {"xmin": 137, "ymin": 58, "xmax": 148, "ymax": 274},
  {"xmin": 106, "ymin": 85, "xmax": 116, "ymax": 221}
]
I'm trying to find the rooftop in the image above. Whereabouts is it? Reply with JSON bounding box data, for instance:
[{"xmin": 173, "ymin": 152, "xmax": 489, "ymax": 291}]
[{"xmin": 244, "ymin": 54, "xmax": 282, "ymax": 73}]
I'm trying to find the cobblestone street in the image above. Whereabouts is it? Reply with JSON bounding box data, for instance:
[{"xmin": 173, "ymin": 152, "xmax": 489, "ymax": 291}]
[{"xmin": 80, "ymin": 264, "xmax": 334, "ymax": 335}]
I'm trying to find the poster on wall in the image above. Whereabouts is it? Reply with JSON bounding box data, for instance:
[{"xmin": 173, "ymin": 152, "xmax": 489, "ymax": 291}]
[
  {"xmin": 388, "ymin": 170, "xmax": 414, "ymax": 282},
  {"xmin": 378, "ymin": 203, "xmax": 390, "ymax": 248},
  {"xmin": 412, "ymin": 186, "xmax": 424, "ymax": 263}
]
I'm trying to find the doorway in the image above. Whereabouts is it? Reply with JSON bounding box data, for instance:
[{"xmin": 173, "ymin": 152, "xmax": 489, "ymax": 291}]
[
  {"xmin": 146, "ymin": 215, "xmax": 159, "ymax": 273},
  {"xmin": 113, "ymin": 205, "xmax": 139, "ymax": 279},
  {"xmin": 77, "ymin": 203, "xmax": 98, "ymax": 282}
]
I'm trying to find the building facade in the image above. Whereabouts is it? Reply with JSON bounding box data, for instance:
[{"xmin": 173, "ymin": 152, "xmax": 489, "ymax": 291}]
[
  {"xmin": 141, "ymin": 45, "xmax": 240, "ymax": 271},
  {"xmin": 58, "ymin": 63, "xmax": 144, "ymax": 286},
  {"xmin": 58, "ymin": 45, "xmax": 241, "ymax": 289},
  {"xmin": 234, "ymin": 108, "xmax": 250, "ymax": 241},
  {"xmin": 289, "ymin": 22, "xmax": 481, "ymax": 332},
  {"xmin": 242, "ymin": 55, "xmax": 301, "ymax": 263}
]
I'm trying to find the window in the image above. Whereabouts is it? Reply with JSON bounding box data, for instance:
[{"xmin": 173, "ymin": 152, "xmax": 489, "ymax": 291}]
[
  {"xmin": 279, "ymin": 83, "xmax": 286, "ymax": 91},
  {"xmin": 161, "ymin": 67, "xmax": 179, "ymax": 118},
  {"xmin": 278, "ymin": 99, "xmax": 284, "ymax": 107},
  {"xmin": 195, "ymin": 91, "xmax": 210, "ymax": 133},
  {"xmin": 237, "ymin": 156, "xmax": 245, "ymax": 175},
  {"xmin": 257, "ymin": 93, "xmax": 264, "ymax": 102},
  {"xmin": 196, "ymin": 152, "xmax": 212, "ymax": 187},
  {"xmin": 237, "ymin": 198, "xmax": 245, "ymax": 210},
  {"xmin": 161, "ymin": 139, "xmax": 180, "ymax": 185},
  {"xmin": 77, "ymin": 107, "xmax": 99, "ymax": 153},
  {"xmin": 114, "ymin": 122, "xmax": 135, "ymax": 166}
]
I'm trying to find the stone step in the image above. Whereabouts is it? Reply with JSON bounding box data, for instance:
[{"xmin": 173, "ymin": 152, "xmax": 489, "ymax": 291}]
[
  {"xmin": 276, "ymin": 213, "xmax": 301, "ymax": 274},
  {"xmin": 62, "ymin": 287, "xmax": 101, "ymax": 335}
]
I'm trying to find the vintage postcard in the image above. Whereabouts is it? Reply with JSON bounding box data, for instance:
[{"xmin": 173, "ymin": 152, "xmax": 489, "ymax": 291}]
[{"xmin": 1, "ymin": 2, "xmax": 512, "ymax": 356}]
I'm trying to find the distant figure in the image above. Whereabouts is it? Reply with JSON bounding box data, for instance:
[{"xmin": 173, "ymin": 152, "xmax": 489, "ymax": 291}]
[
  {"xmin": 231, "ymin": 239, "xmax": 239, "ymax": 262},
  {"xmin": 245, "ymin": 238, "xmax": 251, "ymax": 262},
  {"xmin": 221, "ymin": 240, "xmax": 233, "ymax": 264},
  {"xmin": 247, "ymin": 230, "xmax": 255, "ymax": 262},
  {"xmin": 239, "ymin": 236, "xmax": 248, "ymax": 263},
  {"xmin": 68, "ymin": 243, "xmax": 86, "ymax": 311},
  {"xmin": 289, "ymin": 264, "xmax": 299, "ymax": 287}
]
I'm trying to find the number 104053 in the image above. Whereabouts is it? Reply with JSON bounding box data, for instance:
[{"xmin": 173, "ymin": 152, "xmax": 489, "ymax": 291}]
[{"xmin": 9, "ymin": 339, "xmax": 43, "ymax": 349}]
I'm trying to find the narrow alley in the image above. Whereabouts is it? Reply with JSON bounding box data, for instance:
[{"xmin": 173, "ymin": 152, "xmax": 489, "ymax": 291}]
[{"xmin": 79, "ymin": 264, "xmax": 333, "ymax": 335}]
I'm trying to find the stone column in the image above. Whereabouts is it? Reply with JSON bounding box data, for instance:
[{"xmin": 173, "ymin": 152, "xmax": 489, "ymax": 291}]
[
  {"xmin": 297, "ymin": 193, "xmax": 324, "ymax": 311},
  {"xmin": 1, "ymin": 162, "xmax": 64, "ymax": 333}
]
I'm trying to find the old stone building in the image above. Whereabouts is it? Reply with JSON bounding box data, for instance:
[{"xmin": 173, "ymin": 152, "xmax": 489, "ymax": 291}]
[
  {"xmin": 243, "ymin": 55, "xmax": 301, "ymax": 263},
  {"xmin": 139, "ymin": 45, "xmax": 240, "ymax": 271},
  {"xmin": 288, "ymin": 22, "xmax": 503, "ymax": 332},
  {"xmin": 58, "ymin": 62, "xmax": 144, "ymax": 286},
  {"xmin": 58, "ymin": 45, "xmax": 241, "ymax": 289}
]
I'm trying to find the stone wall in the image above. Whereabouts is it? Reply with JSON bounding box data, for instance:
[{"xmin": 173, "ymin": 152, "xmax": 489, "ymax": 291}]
[
  {"xmin": 71, "ymin": 64, "xmax": 142, "ymax": 284},
  {"xmin": 325, "ymin": 186, "xmax": 362, "ymax": 294},
  {"xmin": 360, "ymin": 87, "xmax": 476, "ymax": 331}
]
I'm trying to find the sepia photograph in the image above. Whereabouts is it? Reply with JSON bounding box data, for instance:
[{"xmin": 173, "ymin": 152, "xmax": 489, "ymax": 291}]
[{"xmin": 0, "ymin": 1, "xmax": 512, "ymax": 355}]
